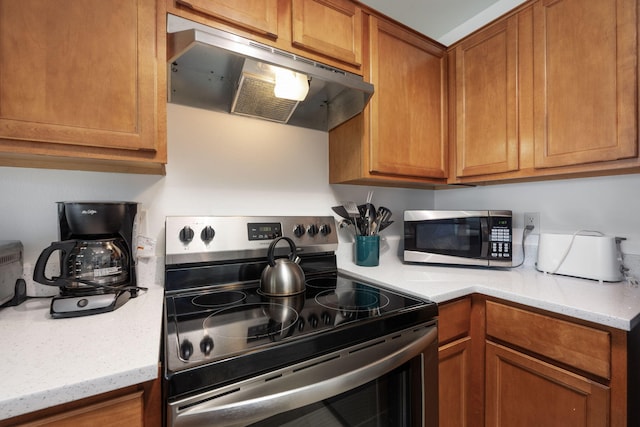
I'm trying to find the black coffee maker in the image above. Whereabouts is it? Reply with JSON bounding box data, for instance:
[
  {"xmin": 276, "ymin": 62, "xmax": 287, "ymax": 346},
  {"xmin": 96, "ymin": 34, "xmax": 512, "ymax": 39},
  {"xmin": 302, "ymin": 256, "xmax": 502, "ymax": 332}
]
[{"xmin": 34, "ymin": 201, "xmax": 140, "ymax": 318}]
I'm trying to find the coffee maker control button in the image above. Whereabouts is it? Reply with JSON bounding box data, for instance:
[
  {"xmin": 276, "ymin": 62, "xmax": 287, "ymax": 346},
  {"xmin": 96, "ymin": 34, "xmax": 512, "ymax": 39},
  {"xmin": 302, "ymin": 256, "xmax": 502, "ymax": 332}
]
[
  {"xmin": 179, "ymin": 226, "xmax": 195, "ymax": 243},
  {"xmin": 201, "ymin": 226, "xmax": 215, "ymax": 243},
  {"xmin": 77, "ymin": 298, "xmax": 89, "ymax": 308}
]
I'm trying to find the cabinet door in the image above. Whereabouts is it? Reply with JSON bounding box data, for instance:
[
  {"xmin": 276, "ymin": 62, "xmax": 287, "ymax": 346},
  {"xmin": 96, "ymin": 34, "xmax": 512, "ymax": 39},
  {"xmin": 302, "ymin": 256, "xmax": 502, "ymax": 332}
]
[
  {"xmin": 5, "ymin": 392, "xmax": 144, "ymax": 427},
  {"xmin": 0, "ymin": 0, "xmax": 160, "ymax": 153},
  {"xmin": 174, "ymin": 0, "xmax": 279, "ymax": 38},
  {"xmin": 291, "ymin": 0, "xmax": 362, "ymax": 67},
  {"xmin": 369, "ymin": 18, "xmax": 447, "ymax": 179},
  {"xmin": 454, "ymin": 17, "xmax": 519, "ymax": 177},
  {"xmin": 533, "ymin": 0, "xmax": 637, "ymax": 168},
  {"xmin": 439, "ymin": 337, "xmax": 472, "ymax": 427},
  {"xmin": 486, "ymin": 342, "xmax": 609, "ymax": 427}
]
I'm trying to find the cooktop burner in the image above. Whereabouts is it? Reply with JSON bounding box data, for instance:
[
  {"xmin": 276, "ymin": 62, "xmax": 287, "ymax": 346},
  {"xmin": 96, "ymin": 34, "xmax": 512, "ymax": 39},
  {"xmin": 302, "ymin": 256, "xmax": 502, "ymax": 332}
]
[
  {"xmin": 191, "ymin": 290, "xmax": 247, "ymax": 308},
  {"xmin": 309, "ymin": 277, "xmax": 391, "ymax": 313}
]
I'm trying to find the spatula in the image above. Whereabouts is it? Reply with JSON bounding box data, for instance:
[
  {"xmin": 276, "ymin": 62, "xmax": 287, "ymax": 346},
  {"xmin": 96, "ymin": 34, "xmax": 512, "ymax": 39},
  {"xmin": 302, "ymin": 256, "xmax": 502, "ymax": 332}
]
[{"xmin": 341, "ymin": 201, "xmax": 361, "ymax": 234}]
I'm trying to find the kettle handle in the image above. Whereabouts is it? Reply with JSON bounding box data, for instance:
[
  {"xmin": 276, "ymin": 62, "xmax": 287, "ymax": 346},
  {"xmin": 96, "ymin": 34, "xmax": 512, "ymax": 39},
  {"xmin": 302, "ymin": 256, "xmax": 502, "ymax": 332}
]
[
  {"xmin": 33, "ymin": 240, "xmax": 77, "ymax": 286},
  {"xmin": 267, "ymin": 237, "xmax": 298, "ymax": 267}
]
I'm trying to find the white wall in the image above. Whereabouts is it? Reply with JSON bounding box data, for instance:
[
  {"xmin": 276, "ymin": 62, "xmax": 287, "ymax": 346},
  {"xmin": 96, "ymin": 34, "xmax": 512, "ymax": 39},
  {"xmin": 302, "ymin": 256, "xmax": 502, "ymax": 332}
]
[
  {"xmin": 434, "ymin": 175, "xmax": 640, "ymax": 254},
  {"xmin": 1, "ymin": 103, "xmax": 638, "ymax": 293}
]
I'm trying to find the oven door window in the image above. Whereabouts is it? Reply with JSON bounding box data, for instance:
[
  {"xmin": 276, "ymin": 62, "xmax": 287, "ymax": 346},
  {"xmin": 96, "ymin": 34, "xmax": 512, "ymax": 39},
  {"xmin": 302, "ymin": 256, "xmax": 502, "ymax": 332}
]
[
  {"xmin": 250, "ymin": 361, "xmax": 422, "ymax": 427},
  {"xmin": 412, "ymin": 218, "xmax": 483, "ymax": 258}
]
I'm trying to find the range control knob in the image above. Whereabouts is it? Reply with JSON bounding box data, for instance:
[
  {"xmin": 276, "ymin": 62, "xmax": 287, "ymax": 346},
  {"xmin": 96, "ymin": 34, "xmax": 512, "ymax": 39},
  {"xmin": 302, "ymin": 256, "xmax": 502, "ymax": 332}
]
[
  {"xmin": 201, "ymin": 226, "xmax": 215, "ymax": 243},
  {"xmin": 180, "ymin": 339, "xmax": 194, "ymax": 360},
  {"xmin": 322, "ymin": 311, "xmax": 332, "ymax": 325},
  {"xmin": 308, "ymin": 314, "xmax": 319, "ymax": 328},
  {"xmin": 293, "ymin": 224, "xmax": 306, "ymax": 238},
  {"xmin": 179, "ymin": 226, "xmax": 195, "ymax": 243},
  {"xmin": 200, "ymin": 335, "xmax": 214, "ymax": 356},
  {"xmin": 307, "ymin": 224, "xmax": 319, "ymax": 237},
  {"xmin": 319, "ymin": 224, "xmax": 332, "ymax": 236}
]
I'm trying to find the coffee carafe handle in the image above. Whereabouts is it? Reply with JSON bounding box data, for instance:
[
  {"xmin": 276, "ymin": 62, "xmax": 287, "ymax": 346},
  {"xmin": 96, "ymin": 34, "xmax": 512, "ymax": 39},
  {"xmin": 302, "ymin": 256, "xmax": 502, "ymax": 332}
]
[{"xmin": 33, "ymin": 240, "xmax": 78, "ymax": 286}]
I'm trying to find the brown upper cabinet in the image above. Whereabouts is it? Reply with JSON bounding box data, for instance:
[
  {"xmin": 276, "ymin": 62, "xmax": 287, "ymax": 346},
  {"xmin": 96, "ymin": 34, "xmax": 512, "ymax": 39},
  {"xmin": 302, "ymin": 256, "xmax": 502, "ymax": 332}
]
[
  {"xmin": 532, "ymin": 0, "xmax": 637, "ymax": 169},
  {"xmin": 451, "ymin": 15, "xmax": 520, "ymax": 178},
  {"xmin": 169, "ymin": 0, "xmax": 364, "ymax": 74},
  {"xmin": 174, "ymin": 0, "xmax": 280, "ymax": 38},
  {"xmin": 291, "ymin": 0, "xmax": 362, "ymax": 67},
  {"xmin": 329, "ymin": 14, "xmax": 448, "ymax": 188},
  {"xmin": 0, "ymin": 0, "xmax": 167, "ymax": 174},
  {"xmin": 449, "ymin": 0, "xmax": 639, "ymax": 185}
]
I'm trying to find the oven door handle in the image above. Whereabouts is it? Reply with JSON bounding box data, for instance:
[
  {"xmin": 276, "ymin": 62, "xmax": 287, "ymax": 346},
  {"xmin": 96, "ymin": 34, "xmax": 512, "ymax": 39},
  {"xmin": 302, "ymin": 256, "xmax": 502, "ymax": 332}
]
[{"xmin": 172, "ymin": 324, "xmax": 437, "ymax": 427}]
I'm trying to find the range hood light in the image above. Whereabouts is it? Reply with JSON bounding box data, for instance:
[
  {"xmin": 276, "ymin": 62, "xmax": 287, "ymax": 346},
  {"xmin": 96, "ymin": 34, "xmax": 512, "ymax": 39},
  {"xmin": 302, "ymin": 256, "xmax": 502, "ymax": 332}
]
[{"xmin": 273, "ymin": 69, "xmax": 309, "ymax": 101}]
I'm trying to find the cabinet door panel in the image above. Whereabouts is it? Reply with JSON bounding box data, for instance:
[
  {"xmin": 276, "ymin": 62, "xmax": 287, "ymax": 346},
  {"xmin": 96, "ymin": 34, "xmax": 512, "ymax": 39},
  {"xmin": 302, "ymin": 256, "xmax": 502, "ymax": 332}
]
[
  {"xmin": 533, "ymin": 0, "xmax": 637, "ymax": 168},
  {"xmin": 369, "ymin": 18, "xmax": 447, "ymax": 179},
  {"xmin": 175, "ymin": 0, "xmax": 279, "ymax": 38},
  {"xmin": 291, "ymin": 0, "xmax": 362, "ymax": 67},
  {"xmin": 439, "ymin": 337, "xmax": 472, "ymax": 427},
  {"xmin": 13, "ymin": 392, "xmax": 144, "ymax": 427},
  {"xmin": 455, "ymin": 18, "xmax": 519, "ymax": 177},
  {"xmin": 486, "ymin": 342, "xmax": 609, "ymax": 427},
  {"xmin": 0, "ymin": 0, "xmax": 158, "ymax": 152},
  {"xmin": 486, "ymin": 300, "xmax": 611, "ymax": 379}
]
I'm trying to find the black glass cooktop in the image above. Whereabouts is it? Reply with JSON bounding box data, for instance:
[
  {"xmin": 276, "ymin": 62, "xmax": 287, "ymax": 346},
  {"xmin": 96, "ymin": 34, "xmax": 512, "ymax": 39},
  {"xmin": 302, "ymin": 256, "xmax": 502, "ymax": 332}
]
[
  {"xmin": 164, "ymin": 272, "xmax": 437, "ymax": 399},
  {"xmin": 165, "ymin": 273, "xmax": 434, "ymax": 371}
]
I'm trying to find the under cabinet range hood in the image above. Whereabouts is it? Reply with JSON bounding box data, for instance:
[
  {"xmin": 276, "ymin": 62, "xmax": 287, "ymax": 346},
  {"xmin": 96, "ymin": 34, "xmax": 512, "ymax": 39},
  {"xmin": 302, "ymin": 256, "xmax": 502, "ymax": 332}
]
[{"xmin": 167, "ymin": 15, "xmax": 374, "ymax": 131}]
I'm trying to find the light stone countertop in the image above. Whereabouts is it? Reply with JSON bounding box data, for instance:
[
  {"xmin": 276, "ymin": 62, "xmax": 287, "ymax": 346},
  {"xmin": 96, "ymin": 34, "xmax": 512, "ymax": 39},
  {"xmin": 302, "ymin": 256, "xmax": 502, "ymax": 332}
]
[
  {"xmin": 0, "ymin": 258, "xmax": 164, "ymax": 420},
  {"xmin": 336, "ymin": 237, "xmax": 640, "ymax": 331}
]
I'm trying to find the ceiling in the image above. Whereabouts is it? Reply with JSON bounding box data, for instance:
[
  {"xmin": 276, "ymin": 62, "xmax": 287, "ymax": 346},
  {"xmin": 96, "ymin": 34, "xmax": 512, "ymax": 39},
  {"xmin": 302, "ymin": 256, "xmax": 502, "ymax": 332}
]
[{"xmin": 359, "ymin": 0, "xmax": 527, "ymax": 46}]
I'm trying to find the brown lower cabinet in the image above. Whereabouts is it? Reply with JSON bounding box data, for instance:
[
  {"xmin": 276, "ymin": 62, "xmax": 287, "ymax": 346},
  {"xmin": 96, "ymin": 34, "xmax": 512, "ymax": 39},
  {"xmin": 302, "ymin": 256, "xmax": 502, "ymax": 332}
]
[
  {"xmin": 0, "ymin": 373, "xmax": 161, "ymax": 427},
  {"xmin": 486, "ymin": 342, "xmax": 609, "ymax": 426},
  {"xmin": 438, "ymin": 295, "xmax": 638, "ymax": 427}
]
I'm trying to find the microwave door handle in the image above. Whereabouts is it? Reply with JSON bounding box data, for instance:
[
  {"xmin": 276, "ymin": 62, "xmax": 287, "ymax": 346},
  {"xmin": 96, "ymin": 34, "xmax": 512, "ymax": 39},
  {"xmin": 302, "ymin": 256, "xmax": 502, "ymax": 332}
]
[
  {"xmin": 173, "ymin": 326, "xmax": 437, "ymax": 427},
  {"xmin": 480, "ymin": 217, "xmax": 490, "ymax": 257}
]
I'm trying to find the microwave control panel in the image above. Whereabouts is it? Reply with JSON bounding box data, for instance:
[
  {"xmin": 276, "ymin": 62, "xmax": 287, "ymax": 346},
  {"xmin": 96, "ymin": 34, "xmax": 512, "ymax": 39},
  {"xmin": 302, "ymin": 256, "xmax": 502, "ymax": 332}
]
[{"xmin": 489, "ymin": 217, "xmax": 512, "ymax": 259}]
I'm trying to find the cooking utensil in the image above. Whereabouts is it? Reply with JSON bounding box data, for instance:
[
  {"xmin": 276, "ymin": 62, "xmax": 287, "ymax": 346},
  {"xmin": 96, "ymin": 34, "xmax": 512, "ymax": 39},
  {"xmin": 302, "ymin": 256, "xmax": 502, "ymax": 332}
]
[
  {"xmin": 331, "ymin": 205, "xmax": 351, "ymax": 220},
  {"xmin": 342, "ymin": 201, "xmax": 360, "ymax": 218},
  {"xmin": 260, "ymin": 237, "xmax": 306, "ymax": 296},
  {"xmin": 358, "ymin": 203, "xmax": 377, "ymax": 236},
  {"xmin": 342, "ymin": 201, "xmax": 361, "ymax": 235},
  {"xmin": 369, "ymin": 206, "xmax": 391, "ymax": 235},
  {"xmin": 378, "ymin": 220, "xmax": 394, "ymax": 232},
  {"xmin": 376, "ymin": 206, "xmax": 392, "ymax": 224}
]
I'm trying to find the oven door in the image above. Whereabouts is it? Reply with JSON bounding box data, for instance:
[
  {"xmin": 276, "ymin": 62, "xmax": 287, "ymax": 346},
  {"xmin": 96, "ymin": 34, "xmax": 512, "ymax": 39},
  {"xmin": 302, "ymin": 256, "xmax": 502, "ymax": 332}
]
[{"xmin": 168, "ymin": 322, "xmax": 438, "ymax": 427}]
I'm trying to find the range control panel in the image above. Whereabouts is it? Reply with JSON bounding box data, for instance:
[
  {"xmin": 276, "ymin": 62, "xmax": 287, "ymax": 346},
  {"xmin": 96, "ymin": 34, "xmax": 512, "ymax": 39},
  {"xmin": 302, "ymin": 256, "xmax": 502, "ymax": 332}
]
[{"xmin": 165, "ymin": 216, "xmax": 338, "ymax": 265}]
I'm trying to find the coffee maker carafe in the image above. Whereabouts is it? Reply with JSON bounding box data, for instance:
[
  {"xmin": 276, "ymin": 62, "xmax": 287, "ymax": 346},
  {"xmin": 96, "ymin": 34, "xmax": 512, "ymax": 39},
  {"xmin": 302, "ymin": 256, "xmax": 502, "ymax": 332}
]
[{"xmin": 33, "ymin": 201, "xmax": 139, "ymax": 318}]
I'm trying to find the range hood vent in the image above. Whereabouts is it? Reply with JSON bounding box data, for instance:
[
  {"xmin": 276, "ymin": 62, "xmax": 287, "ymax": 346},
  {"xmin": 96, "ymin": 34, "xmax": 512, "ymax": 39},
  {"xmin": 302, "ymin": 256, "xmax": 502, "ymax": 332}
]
[{"xmin": 167, "ymin": 15, "xmax": 374, "ymax": 131}]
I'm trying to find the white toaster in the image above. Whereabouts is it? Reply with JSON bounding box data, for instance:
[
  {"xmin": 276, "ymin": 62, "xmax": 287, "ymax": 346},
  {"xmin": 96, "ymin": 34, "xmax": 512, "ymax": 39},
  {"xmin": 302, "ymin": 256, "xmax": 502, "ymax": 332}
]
[{"xmin": 536, "ymin": 232, "xmax": 623, "ymax": 282}]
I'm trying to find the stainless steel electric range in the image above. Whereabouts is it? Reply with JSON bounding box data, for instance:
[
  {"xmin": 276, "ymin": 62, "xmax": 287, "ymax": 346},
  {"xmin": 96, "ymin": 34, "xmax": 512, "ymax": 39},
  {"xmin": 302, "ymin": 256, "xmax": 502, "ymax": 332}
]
[{"xmin": 163, "ymin": 216, "xmax": 439, "ymax": 427}]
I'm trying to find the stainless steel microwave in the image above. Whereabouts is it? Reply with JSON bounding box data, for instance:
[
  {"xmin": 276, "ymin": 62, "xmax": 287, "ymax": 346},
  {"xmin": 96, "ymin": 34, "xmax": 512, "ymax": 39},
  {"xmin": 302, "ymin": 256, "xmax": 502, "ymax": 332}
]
[{"xmin": 404, "ymin": 210, "xmax": 512, "ymax": 267}]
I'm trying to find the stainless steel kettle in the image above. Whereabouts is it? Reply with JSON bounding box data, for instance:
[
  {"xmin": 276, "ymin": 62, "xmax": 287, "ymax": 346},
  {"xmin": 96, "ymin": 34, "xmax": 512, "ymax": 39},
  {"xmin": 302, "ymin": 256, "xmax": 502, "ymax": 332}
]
[{"xmin": 260, "ymin": 237, "xmax": 305, "ymax": 296}]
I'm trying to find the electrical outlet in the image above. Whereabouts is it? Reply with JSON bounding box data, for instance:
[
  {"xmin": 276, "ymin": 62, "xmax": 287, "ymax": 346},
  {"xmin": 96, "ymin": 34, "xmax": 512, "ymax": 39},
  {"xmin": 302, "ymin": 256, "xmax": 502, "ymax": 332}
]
[{"xmin": 524, "ymin": 212, "xmax": 540, "ymax": 234}]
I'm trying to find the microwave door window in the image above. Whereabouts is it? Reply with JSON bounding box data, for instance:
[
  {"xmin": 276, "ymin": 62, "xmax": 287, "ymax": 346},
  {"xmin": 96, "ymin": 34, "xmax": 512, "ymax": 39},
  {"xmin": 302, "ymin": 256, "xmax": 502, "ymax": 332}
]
[{"xmin": 415, "ymin": 219, "xmax": 483, "ymax": 258}]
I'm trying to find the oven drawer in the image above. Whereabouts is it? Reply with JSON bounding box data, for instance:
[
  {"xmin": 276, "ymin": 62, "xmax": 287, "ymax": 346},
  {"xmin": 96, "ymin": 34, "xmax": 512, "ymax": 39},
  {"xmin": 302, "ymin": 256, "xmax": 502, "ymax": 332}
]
[{"xmin": 485, "ymin": 300, "xmax": 611, "ymax": 378}]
